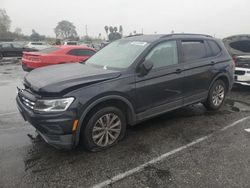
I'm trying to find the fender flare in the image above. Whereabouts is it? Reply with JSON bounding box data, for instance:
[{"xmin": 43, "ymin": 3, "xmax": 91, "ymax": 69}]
[
  {"xmin": 74, "ymin": 95, "xmax": 136, "ymax": 146},
  {"xmin": 208, "ymin": 73, "xmax": 231, "ymax": 93}
]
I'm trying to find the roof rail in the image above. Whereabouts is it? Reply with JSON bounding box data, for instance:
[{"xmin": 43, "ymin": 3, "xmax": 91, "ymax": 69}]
[
  {"xmin": 160, "ymin": 33, "xmax": 213, "ymax": 38},
  {"xmin": 125, "ymin": 34, "xmax": 144, "ymax": 38}
]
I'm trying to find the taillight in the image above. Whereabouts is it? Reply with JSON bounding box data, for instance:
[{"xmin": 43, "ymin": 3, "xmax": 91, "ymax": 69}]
[{"xmin": 28, "ymin": 56, "xmax": 41, "ymax": 62}]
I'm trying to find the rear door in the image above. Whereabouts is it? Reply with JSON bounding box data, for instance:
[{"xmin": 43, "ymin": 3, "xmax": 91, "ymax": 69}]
[
  {"xmin": 135, "ymin": 40, "xmax": 184, "ymax": 119},
  {"xmin": 180, "ymin": 39, "xmax": 219, "ymax": 105}
]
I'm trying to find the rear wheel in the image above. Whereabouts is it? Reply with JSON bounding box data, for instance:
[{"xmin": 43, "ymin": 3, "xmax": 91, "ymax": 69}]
[
  {"xmin": 22, "ymin": 63, "xmax": 32, "ymax": 72},
  {"xmin": 204, "ymin": 80, "xmax": 226, "ymax": 111},
  {"xmin": 81, "ymin": 106, "xmax": 126, "ymax": 151}
]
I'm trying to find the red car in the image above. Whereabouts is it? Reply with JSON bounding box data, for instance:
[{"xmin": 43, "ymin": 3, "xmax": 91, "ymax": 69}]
[{"xmin": 22, "ymin": 45, "xmax": 96, "ymax": 71}]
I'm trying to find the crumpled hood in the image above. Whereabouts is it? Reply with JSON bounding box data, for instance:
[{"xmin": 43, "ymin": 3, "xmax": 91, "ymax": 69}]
[{"xmin": 24, "ymin": 63, "xmax": 121, "ymax": 94}]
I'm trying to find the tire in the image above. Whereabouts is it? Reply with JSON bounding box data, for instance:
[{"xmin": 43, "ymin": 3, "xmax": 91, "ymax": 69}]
[
  {"xmin": 81, "ymin": 106, "xmax": 126, "ymax": 152},
  {"xmin": 204, "ymin": 80, "xmax": 226, "ymax": 111},
  {"xmin": 22, "ymin": 63, "xmax": 33, "ymax": 72}
]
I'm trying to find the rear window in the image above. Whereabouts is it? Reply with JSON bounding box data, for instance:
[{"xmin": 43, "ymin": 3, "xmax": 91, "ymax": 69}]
[
  {"xmin": 39, "ymin": 47, "xmax": 60, "ymax": 54},
  {"xmin": 66, "ymin": 42, "xmax": 77, "ymax": 45},
  {"xmin": 207, "ymin": 40, "xmax": 221, "ymax": 56},
  {"xmin": 31, "ymin": 42, "xmax": 43, "ymax": 45},
  {"xmin": 181, "ymin": 40, "xmax": 207, "ymax": 62}
]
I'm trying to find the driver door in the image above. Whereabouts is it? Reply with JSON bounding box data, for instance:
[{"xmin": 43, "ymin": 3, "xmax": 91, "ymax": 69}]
[{"xmin": 135, "ymin": 40, "xmax": 184, "ymax": 120}]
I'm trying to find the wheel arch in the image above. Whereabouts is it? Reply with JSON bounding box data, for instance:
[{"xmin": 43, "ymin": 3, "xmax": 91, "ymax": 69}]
[
  {"xmin": 209, "ymin": 73, "xmax": 231, "ymax": 93},
  {"xmin": 74, "ymin": 95, "xmax": 136, "ymax": 146}
]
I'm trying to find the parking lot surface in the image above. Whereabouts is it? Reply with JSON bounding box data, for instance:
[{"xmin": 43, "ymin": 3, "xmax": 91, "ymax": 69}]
[{"xmin": 0, "ymin": 63, "xmax": 250, "ymax": 188}]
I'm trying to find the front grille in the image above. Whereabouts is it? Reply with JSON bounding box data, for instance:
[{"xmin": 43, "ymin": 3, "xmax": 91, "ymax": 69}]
[
  {"xmin": 20, "ymin": 95, "xmax": 35, "ymax": 109},
  {"xmin": 235, "ymin": 70, "xmax": 246, "ymax": 75}
]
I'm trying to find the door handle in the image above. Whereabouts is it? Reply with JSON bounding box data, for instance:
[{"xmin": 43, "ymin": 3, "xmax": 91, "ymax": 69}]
[
  {"xmin": 210, "ymin": 61, "xmax": 216, "ymax": 65},
  {"xmin": 175, "ymin": 68, "xmax": 183, "ymax": 74}
]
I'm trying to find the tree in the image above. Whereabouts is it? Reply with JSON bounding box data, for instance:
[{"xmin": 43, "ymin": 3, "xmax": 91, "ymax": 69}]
[
  {"xmin": 54, "ymin": 20, "xmax": 78, "ymax": 39},
  {"xmin": 104, "ymin": 26, "xmax": 109, "ymax": 37},
  {"xmin": 0, "ymin": 9, "xmax": 11, "ymax": 34},
  {"xmin": 103, "ymin": 25, "xmax": 122, "ymax": 42},
  {"xmin": 14, "ymin": 27, "xmax": 22, "ymax": 36},
  {"xmin": 30, "ymin": 29, "xmax": 45, "ymax": 41},
  {"xmin": 119, "ymin": 25, "xmax": 123, "ymax": 36},
  {"xmin": 109, "ymin": 26, "xmax": 114, "ymax": 33}
]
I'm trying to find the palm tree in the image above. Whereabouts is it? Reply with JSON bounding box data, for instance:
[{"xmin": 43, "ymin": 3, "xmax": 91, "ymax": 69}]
[
  {"xmin": 109, "ymin": 26, "xmax": 114, "ymax": 33},
  {"xmin": 104, "ymin": 26, "xmax": 109, "ymax": 38},
  {"xmin": 119, "ymin": 25, "xmax": 123, "ymax": 36}
]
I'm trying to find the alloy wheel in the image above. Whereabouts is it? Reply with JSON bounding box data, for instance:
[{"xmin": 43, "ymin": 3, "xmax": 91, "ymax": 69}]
[
  {"xmin": 212, "ymin": 84, "xmax": 225, "ymax": 106},
  {"xmin": 92, "ymin": 113, "xmax": 122, "ymax": 147}
]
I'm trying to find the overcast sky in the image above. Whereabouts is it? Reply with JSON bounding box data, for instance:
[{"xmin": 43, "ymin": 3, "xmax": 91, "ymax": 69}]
[{"xmin": 1, "ymin": 0, "xmax": 250, "ymax": 38}]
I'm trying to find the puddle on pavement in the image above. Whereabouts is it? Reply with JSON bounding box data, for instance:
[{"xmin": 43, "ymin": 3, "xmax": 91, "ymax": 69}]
[{"xmin": 225, "ymin": 99, "xmax": 250, "ymax": 112}]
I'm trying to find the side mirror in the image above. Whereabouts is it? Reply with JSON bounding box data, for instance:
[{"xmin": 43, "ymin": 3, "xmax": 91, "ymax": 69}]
[{"xmin": 139, "ymin": 60, "xmax": 153, "ymax": 76}]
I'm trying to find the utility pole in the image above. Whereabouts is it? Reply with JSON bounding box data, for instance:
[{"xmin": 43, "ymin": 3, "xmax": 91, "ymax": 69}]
[{"xmin": 85, "ymin": 25, "xmax": 88, "ymax": 36}]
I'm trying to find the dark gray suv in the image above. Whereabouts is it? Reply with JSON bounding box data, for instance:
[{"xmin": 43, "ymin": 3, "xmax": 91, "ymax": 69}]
[{"xmin": 16, "ymin": 34, "xmax": 234, "ymax": 151}]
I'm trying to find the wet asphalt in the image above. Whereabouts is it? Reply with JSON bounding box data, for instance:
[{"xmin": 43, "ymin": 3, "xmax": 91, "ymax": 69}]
[{"xmin": 0, "ymin": 63, "xmax": 250, "ymax": 188}]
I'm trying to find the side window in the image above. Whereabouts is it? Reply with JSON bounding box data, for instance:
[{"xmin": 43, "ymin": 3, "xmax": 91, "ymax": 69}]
[
  {"xmin": 77, "ymin": 49, "xmax": 95, "ymax": 56},
  {"xmin": 207, "ymin": 40, "xmax": 221, "ymax": 56},
  {"xmin": 12, "ymin": 43, "xmax": 22, "ymax": 48},
  {"xmin": 1, "ymin": 43, "xmax": 12, "ymax": 48},
  {"xmin": 145, "ymin": 41, "xmax": 178, "ymax": 69},
  {"xmin": 181, "ymin": 40, "xmax": 206, "ymax": 62},
  {"xmin": 68, "ymin": 49, "xmax": 95, "ymax": 56},
  {"xmin": 67, "ymin": 49, "xmax": 78, "ymax": 56}
]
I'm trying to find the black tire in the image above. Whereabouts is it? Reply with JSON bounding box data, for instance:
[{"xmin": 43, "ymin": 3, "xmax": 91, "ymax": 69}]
[
  {"xmin": 22, "ymin": 63, "xmax": 33, "ymax": 72},
  {"xmin": 204, "ymin": 80, "xmax": 226, "ymax": 111},
  {"xmin": 80, "ymin": 106, "xmax": 126, "ymax": 152}
]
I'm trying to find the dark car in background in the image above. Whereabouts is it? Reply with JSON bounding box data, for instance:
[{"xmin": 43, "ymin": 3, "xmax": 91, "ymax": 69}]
[
  {"xmin": 16, "ymin": 34, "xmax": 234, "ymax": 151},
  {"xmin": 0, "ymin": 42, "xmax": 37, "ymax": 60}
]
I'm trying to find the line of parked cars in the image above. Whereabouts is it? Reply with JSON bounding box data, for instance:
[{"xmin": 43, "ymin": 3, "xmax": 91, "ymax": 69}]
[
  {"xmin": 0, "ymin": 41, "xmax": 97, "ymax": 70},
  {"xmin": 22, "ymin": 45, "xmax": 96, "ymax": 71}
]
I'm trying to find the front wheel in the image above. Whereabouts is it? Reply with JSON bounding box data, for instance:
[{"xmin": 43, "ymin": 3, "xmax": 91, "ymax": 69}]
[
  {"xmin": 81, "ymin": 106, "xmax": 126, "ymax": 151},
  {"xmin": 204, "ymin": 80, "xmax": 226, "ymax": 111}
]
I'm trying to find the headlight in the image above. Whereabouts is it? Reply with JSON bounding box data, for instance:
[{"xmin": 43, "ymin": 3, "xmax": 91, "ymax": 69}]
[{"xmin": 34, "ymin": 97, "xmax": 74, "ymax": 112}]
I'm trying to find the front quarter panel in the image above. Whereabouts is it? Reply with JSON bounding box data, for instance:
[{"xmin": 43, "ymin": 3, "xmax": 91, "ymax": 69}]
[{"xmin": 65, "ymin": 73, "xmax": 136, "ymax": 146}]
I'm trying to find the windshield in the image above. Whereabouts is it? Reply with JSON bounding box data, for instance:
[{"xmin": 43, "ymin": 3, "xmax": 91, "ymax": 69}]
[{"xmin": 86, "ymin": 40, "xmax": 149, "ymax": 69}]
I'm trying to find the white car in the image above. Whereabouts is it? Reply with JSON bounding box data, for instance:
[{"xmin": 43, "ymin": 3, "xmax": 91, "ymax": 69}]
[
  {"xmin": 234, "ymin": 55, "xmax": 250, "ymax": 86},
  {"xmin": 25, "ymin": 42, "xmax": 50, "ymax": 50}
]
